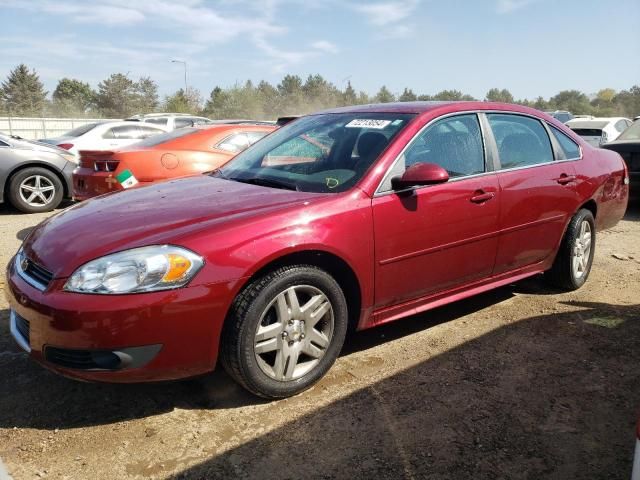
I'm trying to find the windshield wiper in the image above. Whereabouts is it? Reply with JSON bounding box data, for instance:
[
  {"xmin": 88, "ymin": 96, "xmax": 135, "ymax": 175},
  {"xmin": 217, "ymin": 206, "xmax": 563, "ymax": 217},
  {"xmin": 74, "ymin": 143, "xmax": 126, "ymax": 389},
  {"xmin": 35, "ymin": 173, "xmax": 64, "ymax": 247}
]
[{"xmin": 233, "ymin": 177, "xmax": 299, "ymax": 191}]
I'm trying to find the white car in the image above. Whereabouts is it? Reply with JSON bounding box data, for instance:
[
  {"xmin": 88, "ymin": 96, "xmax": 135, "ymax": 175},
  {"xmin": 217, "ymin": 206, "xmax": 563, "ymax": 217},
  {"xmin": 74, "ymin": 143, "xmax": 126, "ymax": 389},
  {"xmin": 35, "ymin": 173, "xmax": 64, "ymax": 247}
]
[
  {"xmin": 127, "ymin": 113, "xmax": 214, "ymax": 131},
  {"xmin": 40, "ymin": 121, "xmax": 167, "ymax": 156},
  {"xmin": 565, "ymin": 117, "xmax": 633, "ymax": 147}
]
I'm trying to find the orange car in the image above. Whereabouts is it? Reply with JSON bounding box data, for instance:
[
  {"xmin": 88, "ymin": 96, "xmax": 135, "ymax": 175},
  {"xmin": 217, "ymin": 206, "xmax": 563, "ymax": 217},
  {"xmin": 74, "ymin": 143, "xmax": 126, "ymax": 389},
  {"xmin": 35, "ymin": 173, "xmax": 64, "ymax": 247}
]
[{"xmin": 72, "ymin": 123, "xmax": 276, "ymax": 200}]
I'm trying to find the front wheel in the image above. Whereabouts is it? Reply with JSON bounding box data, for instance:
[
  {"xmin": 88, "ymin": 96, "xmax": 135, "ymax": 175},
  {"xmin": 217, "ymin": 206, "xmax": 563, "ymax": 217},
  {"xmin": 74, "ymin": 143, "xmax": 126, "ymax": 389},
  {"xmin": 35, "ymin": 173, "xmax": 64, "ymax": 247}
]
[
  {"xmin": 545, "ymin": 208, "xmax": 596, "ymax": 290},
  {"xmin": 220, "ymin": 265, "xmax": 348, "ymax": 399}
]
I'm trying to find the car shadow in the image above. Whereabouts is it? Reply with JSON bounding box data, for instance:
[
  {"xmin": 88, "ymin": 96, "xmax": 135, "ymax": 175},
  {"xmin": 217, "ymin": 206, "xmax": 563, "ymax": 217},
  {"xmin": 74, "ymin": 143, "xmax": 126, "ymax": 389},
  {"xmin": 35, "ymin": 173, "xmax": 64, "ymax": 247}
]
[
  {"xmin": 0, "ymin": 200, "xmax": 74, "ymax": 217},
  {"xmin": 0, "ymin": 285, "xmax": 519, "ymax": 430},
  {"xmin": 624, "ymin": 199, "xmax": 640, "ymax": 221},
  {"xmin": 170, "ymin": 301, "xmax": 640, "ymax": 479}
]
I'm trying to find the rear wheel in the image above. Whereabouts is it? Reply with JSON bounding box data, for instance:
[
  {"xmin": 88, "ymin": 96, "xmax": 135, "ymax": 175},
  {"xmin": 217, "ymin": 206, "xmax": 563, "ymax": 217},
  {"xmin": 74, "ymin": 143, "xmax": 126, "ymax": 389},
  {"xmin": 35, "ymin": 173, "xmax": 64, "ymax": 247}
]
[
  {"xmin": 220, "ymin": 265, "xmax": 348, "ymax": 399},
  {"xmin": 8, "ymin": 167, "xmax": 64, "ymax": 213},
  {"xmin": 545, "ymin": 208, "xmax": 595, "ymax": 290}
]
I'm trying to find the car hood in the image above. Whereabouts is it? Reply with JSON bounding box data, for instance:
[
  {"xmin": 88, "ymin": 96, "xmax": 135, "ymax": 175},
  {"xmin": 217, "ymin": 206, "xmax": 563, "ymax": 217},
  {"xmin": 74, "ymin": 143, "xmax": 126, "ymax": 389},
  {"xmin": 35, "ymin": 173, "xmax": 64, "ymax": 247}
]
[{"xmin": 22, "ymin": 175, "xmax": 325, "ymax": 278}]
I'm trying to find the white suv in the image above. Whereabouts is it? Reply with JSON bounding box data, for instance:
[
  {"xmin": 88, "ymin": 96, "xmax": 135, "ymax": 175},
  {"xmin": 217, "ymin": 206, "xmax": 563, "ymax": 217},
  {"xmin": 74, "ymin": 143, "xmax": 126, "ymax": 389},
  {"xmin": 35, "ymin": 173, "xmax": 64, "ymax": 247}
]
[
  {"xmin": 565, "ymin": 117, "xmax": 632, "ymax": 147},
  {"xmin": 127, "ymin": 113, "xmax": 214, "ymax": 131}
]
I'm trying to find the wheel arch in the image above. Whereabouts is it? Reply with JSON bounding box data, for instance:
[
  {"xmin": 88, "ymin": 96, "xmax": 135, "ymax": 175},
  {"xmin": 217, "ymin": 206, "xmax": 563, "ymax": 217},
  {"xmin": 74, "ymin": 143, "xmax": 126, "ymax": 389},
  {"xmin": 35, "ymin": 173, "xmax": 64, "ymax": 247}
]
[
  {"xmin": 579, "ymin": 199, "xmax": 597, "ymax": 219},
  {"xmin": 234, "ymin": 249, "xmax": 363, "ymax": 332},
  {"xmin": 4, "ymin": 162, "xmax": 70, "ymax": 201}
]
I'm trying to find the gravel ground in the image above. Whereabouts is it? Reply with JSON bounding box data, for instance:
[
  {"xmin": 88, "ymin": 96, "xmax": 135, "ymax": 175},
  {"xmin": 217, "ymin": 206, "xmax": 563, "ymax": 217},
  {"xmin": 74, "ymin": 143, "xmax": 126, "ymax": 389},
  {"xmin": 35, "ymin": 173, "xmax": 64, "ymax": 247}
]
[{"xmin": 0, "ymin": 200, "xmax": 639, "ymax": 480}]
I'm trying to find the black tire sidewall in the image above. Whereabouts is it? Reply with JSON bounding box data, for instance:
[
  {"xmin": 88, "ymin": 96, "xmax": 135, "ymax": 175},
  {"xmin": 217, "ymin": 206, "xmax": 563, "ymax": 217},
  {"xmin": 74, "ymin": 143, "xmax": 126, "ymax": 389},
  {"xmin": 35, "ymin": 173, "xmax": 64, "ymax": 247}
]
[
  {"xmin": 235, "ymin": 267, "xmax": 348, "ymax": 398},
  {"xmin": 566, "ymin": 209, "xmax": 596, "ymax": 289},
  {"xmin": 8, "ymin": 167, "xmax": 64, "ymax": 213}
]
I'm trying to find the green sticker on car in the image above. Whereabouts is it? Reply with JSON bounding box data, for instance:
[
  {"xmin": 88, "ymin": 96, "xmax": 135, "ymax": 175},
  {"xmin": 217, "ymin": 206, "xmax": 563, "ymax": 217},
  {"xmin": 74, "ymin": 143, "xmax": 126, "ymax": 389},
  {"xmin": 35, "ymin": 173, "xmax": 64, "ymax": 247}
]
[{"xmin": 116, "ymin": 169, "xmax": 138, "ymax": 189}]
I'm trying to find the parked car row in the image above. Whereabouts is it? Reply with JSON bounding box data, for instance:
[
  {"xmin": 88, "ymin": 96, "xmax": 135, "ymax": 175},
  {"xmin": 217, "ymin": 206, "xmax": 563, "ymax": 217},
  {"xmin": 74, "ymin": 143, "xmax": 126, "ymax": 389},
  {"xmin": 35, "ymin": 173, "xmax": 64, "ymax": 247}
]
[{"xmin": 5, "ymin": 101, "xmax": 629, "ymax": 399}]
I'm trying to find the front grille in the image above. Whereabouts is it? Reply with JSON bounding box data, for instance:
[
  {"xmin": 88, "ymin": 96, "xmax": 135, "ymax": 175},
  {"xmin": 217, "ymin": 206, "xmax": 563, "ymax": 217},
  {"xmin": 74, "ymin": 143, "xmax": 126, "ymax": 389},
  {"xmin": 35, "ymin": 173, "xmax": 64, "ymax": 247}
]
[
  {"xmin": 21, "ymin": 257, "xmax": 54, "ymax": 289},
  {"xmin": 45, "ymin": 347, "xmax": 122, "ymax": 370},
  {"xmin": 14, "ymin": 313, "xmax": 30, "ymax": 346}
]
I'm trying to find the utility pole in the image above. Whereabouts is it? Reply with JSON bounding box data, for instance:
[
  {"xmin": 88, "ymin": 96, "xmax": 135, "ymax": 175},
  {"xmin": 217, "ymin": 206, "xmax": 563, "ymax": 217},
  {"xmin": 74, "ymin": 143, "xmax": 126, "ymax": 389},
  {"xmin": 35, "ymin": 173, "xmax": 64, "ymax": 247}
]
[{"xmin": 171, "ymin": 60, "xmax": 188, "ymax": 93}]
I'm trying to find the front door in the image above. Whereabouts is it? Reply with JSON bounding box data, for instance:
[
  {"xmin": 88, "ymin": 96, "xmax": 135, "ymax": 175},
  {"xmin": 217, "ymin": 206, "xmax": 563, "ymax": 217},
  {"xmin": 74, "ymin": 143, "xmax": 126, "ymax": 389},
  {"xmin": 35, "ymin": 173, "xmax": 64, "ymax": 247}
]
[{"xmin": 372, "ymin": 113, "xmax": 500, "ymax": 309}]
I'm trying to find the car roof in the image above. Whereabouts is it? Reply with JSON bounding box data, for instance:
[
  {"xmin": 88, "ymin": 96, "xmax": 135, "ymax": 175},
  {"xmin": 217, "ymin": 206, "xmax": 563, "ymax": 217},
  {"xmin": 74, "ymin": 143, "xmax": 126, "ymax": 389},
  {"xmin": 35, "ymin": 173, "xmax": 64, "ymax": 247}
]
[
  {"xmin": 565, "ymin": 118, "xmax": 627, "ymax": 129},
  {"xmin": 315, "ymin": 101, "xmax": 560, "ymax": 121}
]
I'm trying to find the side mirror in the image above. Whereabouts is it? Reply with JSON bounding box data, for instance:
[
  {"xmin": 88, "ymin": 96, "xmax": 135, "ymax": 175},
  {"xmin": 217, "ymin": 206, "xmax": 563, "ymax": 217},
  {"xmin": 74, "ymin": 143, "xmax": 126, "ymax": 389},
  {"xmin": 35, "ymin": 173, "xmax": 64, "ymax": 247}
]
[{"xmin": 391, "ymin": 162, "xmax": 449, "ymax": 190}]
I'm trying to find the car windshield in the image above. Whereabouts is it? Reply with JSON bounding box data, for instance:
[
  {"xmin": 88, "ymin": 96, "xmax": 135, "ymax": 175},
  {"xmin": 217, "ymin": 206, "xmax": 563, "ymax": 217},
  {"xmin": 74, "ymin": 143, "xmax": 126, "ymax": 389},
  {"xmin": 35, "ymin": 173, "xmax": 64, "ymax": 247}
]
[
  {"xmin": 133, "ymin": 127, "xmax": 198, "ymax": 147},
  {"xmin": 618, "ymin": 121, "xmax": 640, "ymax": 141},
  {"xmin": 218, "ymin": 113, "xmax": 415, "ymax": 193},
  {"xmin": 63, "ymin": 123, "xmax": 101, "ymax": 137}
]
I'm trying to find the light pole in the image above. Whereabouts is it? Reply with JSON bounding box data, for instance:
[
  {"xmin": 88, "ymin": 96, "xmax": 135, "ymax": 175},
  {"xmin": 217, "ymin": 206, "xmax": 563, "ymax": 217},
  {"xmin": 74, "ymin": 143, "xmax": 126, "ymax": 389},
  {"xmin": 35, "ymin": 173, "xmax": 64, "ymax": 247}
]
[{"xmin": 171, "ymin": 59, "xmax": 188, "ymax": 93}]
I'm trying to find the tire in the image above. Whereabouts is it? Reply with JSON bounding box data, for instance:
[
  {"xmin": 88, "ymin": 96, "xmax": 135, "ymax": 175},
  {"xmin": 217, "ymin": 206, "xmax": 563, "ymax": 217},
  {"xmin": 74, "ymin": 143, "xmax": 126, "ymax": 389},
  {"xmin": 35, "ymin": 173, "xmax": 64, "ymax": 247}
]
[
  {"xmin": 220, "ymin": 265, "xmax": 349, "ymax": 399},
  {"xmin": 545, "ymin": 208, "xmax": 596, "ymax": 290},
  {"xmin": 8, "ymin": 167, "xmax": 64, "ymax": 213}
]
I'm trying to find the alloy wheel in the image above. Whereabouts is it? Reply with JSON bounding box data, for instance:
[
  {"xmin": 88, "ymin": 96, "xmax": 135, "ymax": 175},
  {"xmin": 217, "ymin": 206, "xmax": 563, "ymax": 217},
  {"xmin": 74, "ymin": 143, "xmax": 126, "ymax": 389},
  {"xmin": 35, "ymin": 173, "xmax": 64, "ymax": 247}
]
[
  {"xmin": 254, "ymin": 285, "xmax": 334, "ymax": 381},
  {"xmin": 571, "ymin": 220, "xmax": 592, "ymax": 279},
  {"xmin": 18, "ymin": 175, "xmax": 56, "ymax": 207}
]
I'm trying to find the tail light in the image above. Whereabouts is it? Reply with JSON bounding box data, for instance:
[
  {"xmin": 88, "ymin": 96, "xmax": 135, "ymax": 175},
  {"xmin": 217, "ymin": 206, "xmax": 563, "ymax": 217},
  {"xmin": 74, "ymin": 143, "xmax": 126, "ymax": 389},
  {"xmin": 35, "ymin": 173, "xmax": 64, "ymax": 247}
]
[
  {"xmin": 57, "ymin": 143, "xmax": 74, "ymax": 150},
  {"xmin": 94, "ymin": 160, "xmax": 120, "ymax": 172}
]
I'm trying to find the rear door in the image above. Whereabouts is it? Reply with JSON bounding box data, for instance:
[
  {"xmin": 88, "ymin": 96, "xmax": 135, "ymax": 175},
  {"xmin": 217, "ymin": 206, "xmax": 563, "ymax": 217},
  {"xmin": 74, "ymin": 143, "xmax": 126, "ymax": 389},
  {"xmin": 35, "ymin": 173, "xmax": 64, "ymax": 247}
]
[
  {"xmin": 486, "ymin": 113, "xmax": 580, "ymax": 275},
  {"xmin": 372, "ymin": 113, "xmax": 500, "ymax": 308}
]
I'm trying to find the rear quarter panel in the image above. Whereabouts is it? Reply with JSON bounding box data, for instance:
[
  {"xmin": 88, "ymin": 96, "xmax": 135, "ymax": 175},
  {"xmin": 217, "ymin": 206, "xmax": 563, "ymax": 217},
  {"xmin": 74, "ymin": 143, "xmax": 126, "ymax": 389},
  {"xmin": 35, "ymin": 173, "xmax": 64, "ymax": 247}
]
[{"xmin": 575, "ymin": 146, "xmax": 628, "ymax": 230}]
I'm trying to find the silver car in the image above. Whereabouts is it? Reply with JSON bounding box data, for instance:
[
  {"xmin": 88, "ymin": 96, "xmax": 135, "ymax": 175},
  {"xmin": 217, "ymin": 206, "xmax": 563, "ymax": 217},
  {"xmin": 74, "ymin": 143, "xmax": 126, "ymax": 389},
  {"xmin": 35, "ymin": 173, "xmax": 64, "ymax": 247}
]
[{"xmin": 0, "ymin": 133, "xmax": 77, "ymax": 213}]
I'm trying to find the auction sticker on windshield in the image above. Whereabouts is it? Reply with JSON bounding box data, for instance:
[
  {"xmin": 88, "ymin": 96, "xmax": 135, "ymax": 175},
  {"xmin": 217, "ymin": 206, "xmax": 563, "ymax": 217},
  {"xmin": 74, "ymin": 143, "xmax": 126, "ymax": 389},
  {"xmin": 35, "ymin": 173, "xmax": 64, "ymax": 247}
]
[{"xmin": 345, "ymin": 119, "xmax": 392, "ymax": 129}]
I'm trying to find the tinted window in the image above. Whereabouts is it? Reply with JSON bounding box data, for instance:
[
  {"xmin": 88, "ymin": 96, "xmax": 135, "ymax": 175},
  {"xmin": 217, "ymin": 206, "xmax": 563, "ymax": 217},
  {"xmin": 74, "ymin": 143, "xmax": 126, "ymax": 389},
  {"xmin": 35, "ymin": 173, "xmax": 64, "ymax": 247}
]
[
  {"xmin": 488, "ymin": 114, "xmax": 553, "ymax": 169},
  {"xmin": 0, "ymin": 139, "xmax": 8, "ymax": 147},
  {"xmin": 217, "ymin": 133, "xmax": 250, "ymax": 153},
  {"xmin": 138, "ymin": 126, "xmax": 163, "ymax": 139},
  {"xmin": 145, "ymin": 118, "xmax": 168, "ymax": 126},
  {"xmin": 219, "ymin": 113, "xmax": 414, "ymax": 193},
  {"xmin": 618, "ymin": 121, "xmax": 640, "ymax": 141},
  {"xmin": 174, "ymin": 117, "xmax": 195, "ymax": 129},
  {"xmin": 63, "ymin": 123, "xmax": 100, "ymax": 137},
  {"xmin": 550, "ymin": 127, "xmax": 581, "ymax": 159},
  {"xmin": 246, "ymin": 131, "xmax": 269, "ymax": 144},
  {"xmin": 615, "ymin": 120, "xmax": 628, "ymax": 133},
  {"xmin": 103, "ymin": 125, "xmax": 143, "ymax": 140}
]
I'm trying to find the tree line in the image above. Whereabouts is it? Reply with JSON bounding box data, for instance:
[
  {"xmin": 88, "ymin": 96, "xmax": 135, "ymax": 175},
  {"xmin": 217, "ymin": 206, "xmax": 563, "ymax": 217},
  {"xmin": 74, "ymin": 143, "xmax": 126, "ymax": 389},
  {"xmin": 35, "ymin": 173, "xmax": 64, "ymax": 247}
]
[{"xmin": 1, "ymin": 63, "xmax": 638, "ymax": 120}]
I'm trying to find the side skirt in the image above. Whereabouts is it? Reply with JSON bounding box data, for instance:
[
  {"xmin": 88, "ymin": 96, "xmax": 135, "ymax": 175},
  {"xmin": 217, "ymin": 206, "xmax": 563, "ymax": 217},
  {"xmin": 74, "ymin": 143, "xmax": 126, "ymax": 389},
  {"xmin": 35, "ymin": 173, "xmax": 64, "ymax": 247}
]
[{"xmin": 366, "ymin": 263, "xmax": 547, "ymax": 329}]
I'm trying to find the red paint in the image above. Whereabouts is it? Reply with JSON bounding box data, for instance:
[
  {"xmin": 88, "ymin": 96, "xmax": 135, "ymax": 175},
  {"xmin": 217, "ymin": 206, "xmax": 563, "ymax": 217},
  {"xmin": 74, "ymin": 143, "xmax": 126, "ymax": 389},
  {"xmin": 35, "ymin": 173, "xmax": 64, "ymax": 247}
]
[{"xmin": 5, "ymin": 102, "xmax": 628, "ymax": 382}]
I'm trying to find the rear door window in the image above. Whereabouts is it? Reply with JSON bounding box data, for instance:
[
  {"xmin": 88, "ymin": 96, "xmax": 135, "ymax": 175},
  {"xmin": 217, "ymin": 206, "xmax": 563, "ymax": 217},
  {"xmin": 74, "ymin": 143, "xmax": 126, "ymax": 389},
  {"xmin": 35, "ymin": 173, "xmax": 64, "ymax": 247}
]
[
  {"xmin": 487, "ymin": 114, "xmax": 554, "ymax": 169},
  {"xmin": 174, "ymin": 117, "xmax": 195, "ymax": 129},
  {"xmin": 550, "ymin": 127, "xmax": 581, "ymax": 160},
  {"xmin": 145, "ymin": 118, "xmax": 168, "ymax": 126}
]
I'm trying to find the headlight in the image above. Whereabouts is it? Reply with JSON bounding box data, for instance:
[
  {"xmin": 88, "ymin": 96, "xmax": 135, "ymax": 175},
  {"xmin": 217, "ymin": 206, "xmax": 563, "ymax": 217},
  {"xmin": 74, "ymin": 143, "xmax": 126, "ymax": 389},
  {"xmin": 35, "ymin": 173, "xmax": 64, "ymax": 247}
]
[{"xmin": 64, "ymin": 245, "xmax": 204, "ymax": 294}]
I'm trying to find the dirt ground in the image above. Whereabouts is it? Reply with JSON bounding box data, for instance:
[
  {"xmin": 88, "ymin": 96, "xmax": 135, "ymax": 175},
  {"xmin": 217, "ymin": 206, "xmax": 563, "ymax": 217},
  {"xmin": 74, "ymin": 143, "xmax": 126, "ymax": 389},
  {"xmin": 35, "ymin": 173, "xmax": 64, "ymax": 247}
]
[{"xmin": 0, "ymin": 201, "xmax": 639, "ymax": 480}]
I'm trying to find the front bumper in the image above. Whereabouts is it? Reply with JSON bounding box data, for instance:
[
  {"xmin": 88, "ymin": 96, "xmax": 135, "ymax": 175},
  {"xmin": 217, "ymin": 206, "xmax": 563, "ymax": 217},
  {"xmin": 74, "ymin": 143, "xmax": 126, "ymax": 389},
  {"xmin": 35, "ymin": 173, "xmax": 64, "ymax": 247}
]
[
  {"xmin": 72, "ymin": 166, "xmax": 122, "ymax": 201},
  {"xmin": 5, "ymin": 257, "xmax": 235, "ymax": 383}
]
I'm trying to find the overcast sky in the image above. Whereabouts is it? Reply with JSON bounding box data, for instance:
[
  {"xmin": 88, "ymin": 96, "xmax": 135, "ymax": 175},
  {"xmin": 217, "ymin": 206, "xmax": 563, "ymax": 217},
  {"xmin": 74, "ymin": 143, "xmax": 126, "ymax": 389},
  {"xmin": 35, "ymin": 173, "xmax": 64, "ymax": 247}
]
[{"xmin": 1, "ymin": 0, "xmax": 639, "ymax": 100}]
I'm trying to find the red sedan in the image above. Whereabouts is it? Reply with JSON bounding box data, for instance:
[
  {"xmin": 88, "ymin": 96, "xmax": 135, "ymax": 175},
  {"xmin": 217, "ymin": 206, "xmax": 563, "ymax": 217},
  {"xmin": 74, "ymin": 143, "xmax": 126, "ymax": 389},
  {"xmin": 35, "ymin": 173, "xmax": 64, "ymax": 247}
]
[{"xmin": 6, "ymin": 102, "xmax": 628, "ymax": 398}]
